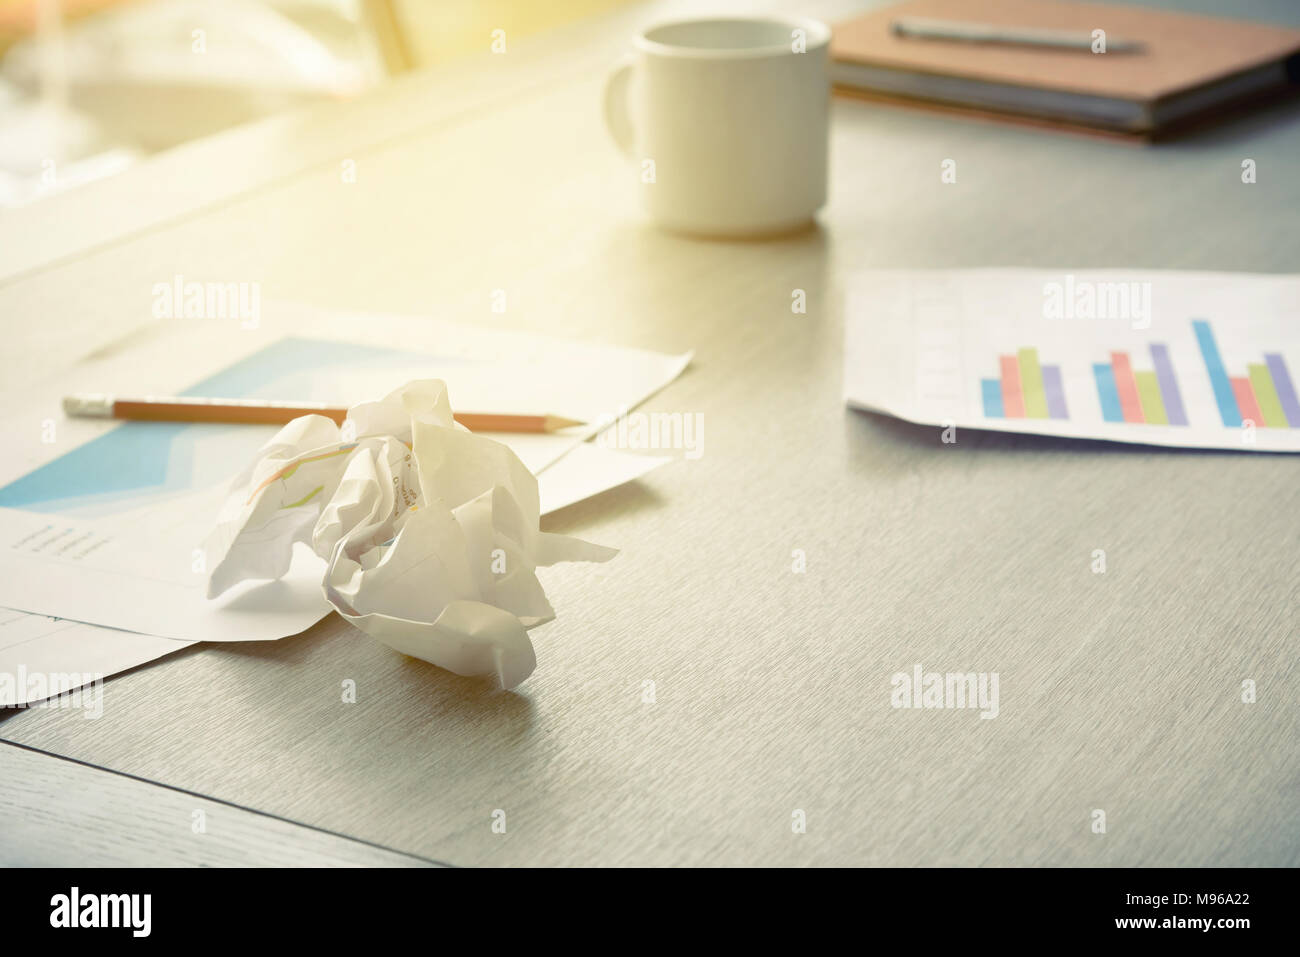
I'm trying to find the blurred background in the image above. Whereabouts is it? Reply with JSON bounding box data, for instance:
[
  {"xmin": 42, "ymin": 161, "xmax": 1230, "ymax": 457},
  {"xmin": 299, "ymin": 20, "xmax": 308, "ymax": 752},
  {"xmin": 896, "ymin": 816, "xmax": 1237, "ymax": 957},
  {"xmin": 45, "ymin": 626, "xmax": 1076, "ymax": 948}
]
[{"xmin": 0, "ymin": 0, "xmax": 632, "ymax": 206}]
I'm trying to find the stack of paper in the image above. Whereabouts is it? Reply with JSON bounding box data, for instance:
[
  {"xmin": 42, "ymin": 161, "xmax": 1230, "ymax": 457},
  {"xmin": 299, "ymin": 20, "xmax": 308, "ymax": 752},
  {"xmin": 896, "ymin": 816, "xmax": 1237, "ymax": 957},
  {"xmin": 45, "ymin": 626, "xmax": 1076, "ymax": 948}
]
[{"xmin": 0, "ymin": 306, "xmax": 691, "ymax": 704}]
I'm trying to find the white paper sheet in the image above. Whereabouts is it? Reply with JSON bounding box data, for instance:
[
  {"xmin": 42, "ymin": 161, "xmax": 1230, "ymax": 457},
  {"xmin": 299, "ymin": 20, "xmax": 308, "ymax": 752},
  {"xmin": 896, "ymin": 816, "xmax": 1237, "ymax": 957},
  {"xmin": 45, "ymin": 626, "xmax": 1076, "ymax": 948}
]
[
  {"xmin": 0, "ymin": 611, "xmax": 188, "ymax": 708},
  {"xmin": 844, "ymin": 270, "xmax": 1300, "ymax": 452},
  {"xmin": 537, "ymin": 443, "xmax": 669, "ymax": 515},
  {"xmin": 0, "ymin": 309, "xmax": 689, "ymax": 701},
  {"xmin": 0, "ymin": 445, "xmax": 662, "ymax": 705}
]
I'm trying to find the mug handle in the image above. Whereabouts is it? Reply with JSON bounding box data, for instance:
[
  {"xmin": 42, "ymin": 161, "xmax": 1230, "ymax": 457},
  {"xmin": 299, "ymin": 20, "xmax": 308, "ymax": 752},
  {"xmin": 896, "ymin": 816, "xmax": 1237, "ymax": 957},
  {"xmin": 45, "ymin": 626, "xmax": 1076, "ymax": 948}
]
[{"xmin": 603, "ymin": 57, "xmax": 636, "ymax": 157}]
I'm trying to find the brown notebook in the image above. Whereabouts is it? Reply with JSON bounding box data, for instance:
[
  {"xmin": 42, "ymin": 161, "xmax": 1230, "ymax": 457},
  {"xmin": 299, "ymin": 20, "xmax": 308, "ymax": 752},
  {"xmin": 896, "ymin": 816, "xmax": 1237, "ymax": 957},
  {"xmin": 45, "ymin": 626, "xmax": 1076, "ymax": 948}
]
[{"xmin": 831, "ymin": 0, "xmax": 1300, "ymax": 136}]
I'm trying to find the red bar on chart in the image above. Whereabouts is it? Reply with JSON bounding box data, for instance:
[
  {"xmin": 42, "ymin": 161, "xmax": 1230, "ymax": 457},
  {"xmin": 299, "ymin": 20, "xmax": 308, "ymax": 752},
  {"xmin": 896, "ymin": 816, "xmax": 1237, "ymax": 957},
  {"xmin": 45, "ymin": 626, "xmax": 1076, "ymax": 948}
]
[
  {"xmin": 999, "ymin": 355, "xmax": 1025, "ymax": 418},
  {"xmin": 1109, "ymin": 352, "xmax": 1145, "ymax": 424},
  {"xmin": 1231, "ymin": 377, "xmax": 1265, "ymax": 426}
]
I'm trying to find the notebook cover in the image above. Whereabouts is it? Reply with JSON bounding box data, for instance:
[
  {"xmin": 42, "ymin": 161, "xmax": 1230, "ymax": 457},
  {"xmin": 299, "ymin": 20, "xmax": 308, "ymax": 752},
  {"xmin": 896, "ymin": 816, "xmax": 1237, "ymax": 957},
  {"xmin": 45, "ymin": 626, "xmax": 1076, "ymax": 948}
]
[{"xmin": 831, "ymin": 0, "xmax": 1300, "ymax": 107}]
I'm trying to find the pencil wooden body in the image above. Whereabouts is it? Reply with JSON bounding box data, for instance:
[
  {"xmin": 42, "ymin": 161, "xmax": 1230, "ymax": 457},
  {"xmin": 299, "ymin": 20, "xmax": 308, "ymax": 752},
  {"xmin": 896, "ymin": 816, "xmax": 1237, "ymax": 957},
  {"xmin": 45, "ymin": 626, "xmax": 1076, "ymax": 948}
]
[
  {"xmin": 112, "ymin": 399, "xmax": 347, "ymax": 426},
  {"xmin": 95, "ymin": 398, "xmax": 573, "ymax": 433}
]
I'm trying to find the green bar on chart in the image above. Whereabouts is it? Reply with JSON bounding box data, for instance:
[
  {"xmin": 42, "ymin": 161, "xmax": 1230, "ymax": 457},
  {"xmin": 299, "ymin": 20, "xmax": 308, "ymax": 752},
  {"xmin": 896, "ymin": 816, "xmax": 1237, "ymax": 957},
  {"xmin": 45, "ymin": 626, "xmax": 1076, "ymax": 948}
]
[
  {"xmin": 1134, "ymin": 371, "xmax": 1168, "ymax": 425},
  {"xmin": 1017, "ymin": 348, "xmax": 1049, "ymax": 419},
  {"xmin": 1248, "ymin": 363, "xmax": 1288, "ymax": 428}
]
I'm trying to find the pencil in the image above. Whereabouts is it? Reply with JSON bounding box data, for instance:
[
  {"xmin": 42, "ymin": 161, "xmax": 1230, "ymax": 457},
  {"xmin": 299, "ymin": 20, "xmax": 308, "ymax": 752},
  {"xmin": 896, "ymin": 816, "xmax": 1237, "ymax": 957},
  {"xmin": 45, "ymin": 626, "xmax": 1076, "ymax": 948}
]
[
  {"xmin": 890, "ymin": 17, "xmax": 1145, "ymax": 53},
  {"xmin": 62, "ymin": 394, "xmax": 584, "ymax": 434}
]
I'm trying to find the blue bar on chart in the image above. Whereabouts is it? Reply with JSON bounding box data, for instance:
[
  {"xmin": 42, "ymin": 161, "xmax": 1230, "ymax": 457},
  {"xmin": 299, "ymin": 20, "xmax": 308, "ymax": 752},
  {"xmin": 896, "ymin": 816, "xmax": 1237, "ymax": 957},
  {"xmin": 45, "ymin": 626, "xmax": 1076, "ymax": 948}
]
[
  {"xmin": 1192, "ymin": 319, "xmax": 1242, "ymax": 427},
  {"xmin": 1092, "ymin": 363, "xmax": 1123, "ymax": 423},
  {"xmin": 980, "ymin": 378, "xmax": 1004, "ymax": 418}
]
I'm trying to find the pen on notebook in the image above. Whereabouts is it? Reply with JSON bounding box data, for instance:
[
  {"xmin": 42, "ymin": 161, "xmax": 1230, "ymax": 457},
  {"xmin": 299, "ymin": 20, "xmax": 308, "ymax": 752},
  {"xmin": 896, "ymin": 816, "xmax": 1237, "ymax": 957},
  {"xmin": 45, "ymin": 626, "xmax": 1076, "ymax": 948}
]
[
  {"xmin": 890, "ymin": 16, "xmax": 1145, "ymax": 53},
  {"xmin": 62, "ymin": 394, "xmax": 585, "ymax": 433}
]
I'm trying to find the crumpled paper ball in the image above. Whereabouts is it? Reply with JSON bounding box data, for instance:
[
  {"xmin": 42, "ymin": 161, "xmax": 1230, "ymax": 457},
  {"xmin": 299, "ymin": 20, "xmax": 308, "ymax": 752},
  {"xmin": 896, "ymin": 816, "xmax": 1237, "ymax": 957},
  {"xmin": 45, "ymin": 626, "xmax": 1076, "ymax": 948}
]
[{"xmin": 202, "ymin": 379, "xmax": 615, "ymax": 688}]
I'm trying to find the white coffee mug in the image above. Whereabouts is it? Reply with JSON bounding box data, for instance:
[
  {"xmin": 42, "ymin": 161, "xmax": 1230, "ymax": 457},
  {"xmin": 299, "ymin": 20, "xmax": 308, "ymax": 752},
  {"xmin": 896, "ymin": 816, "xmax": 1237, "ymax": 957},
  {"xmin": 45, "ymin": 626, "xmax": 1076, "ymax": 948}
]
[{"xmin": 604, "ymin": 16, "xmax": 830, "ymax": 237}]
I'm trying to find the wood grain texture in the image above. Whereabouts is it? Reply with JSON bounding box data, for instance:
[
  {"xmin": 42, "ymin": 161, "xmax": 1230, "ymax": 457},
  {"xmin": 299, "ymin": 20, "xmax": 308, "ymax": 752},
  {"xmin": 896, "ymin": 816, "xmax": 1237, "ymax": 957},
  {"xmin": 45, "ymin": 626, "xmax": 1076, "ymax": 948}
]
[
  {"xmin": 0, "ymin": 0, "xmax": 1297, "ymax": 866},
  {"xmin": 0, "ymin": 742, "xmax": 440, "ymax": 866}
]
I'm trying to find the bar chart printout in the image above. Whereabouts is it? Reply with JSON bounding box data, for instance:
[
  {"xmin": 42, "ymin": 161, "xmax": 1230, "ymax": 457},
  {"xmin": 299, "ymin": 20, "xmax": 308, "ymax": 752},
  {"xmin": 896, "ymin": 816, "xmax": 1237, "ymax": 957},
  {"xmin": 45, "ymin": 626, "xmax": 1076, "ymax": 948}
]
[
  {"xmin": 1193, "ymin": 319, "xmax": 1300, "ymax": 429},
  {"xmin": 1092, "ymin": 343, "xmax": 1188, "ymax": 426},
  {"xmin": 982, "ymin": 348, "xmax": 1067, "ymax": 420},
  {"xmin": 845, "ymin": 270, "xmax": 1300, "ymax": 453}
]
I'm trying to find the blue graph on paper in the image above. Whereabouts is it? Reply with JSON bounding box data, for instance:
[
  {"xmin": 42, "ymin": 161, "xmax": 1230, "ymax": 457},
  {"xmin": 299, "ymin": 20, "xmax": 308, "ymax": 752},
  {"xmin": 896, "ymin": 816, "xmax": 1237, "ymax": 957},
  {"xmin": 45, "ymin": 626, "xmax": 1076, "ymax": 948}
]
[{"xmin": 0, "ymin": 338, "xmax": 465, "ymax": 517}]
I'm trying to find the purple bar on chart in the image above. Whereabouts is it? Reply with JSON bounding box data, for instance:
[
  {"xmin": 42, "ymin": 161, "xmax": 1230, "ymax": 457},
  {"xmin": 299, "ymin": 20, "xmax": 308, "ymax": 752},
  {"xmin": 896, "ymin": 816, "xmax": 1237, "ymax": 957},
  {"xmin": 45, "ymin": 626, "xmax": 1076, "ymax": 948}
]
[
  {"xmin": 1148, "ymin": 343, "xmax": 1187, "ymax": 426},
  {"xmin": 1264, "ymin": 354, "xmax": 1300, "ymax": 426},
  {"xmin": 1041, "ymin": 364, "xmax": 1068, "ymax": 419}
]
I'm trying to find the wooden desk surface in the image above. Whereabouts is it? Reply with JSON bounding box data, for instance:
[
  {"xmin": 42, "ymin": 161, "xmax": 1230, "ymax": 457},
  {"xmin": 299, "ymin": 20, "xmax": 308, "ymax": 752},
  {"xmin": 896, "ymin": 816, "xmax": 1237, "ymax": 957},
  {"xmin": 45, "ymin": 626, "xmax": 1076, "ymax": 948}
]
[{"xmin": 1, "ymin": 0, "xmax": 1297, "ymax": 866}]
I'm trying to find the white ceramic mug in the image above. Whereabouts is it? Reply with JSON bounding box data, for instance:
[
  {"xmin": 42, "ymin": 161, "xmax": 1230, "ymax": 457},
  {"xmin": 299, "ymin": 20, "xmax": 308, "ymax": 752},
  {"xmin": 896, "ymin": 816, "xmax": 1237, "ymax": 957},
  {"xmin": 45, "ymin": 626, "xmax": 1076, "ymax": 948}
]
[{"xmin": 604, "ymin": 16, "xmax": 830, "ymax": 237}]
